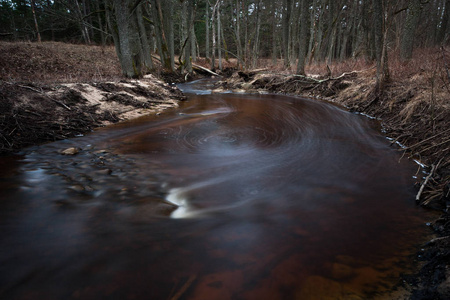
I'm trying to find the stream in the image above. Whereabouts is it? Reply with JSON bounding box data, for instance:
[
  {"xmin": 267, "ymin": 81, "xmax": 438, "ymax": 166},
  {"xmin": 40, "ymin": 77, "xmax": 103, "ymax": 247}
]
[{"xmin": 0, "ymin": 79, "xmax": 435, "ymax": 299}]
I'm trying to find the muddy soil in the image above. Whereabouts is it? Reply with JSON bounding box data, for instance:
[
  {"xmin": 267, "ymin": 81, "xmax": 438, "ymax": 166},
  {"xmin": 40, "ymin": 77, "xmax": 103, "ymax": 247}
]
[
  {"xmin": 216, "ymin": 69, "xmax": 449, "ymax": 299},
  {"xmin": 0, "ymin": 78, "xmax": 185, "ymax": 154}
]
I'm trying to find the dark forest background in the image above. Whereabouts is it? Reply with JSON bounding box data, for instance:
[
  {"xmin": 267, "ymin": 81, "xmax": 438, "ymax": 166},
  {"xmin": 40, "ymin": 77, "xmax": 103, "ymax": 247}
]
[{"xmin": 1, "ymin": 0, "xmax": 449, "ymax": 78}]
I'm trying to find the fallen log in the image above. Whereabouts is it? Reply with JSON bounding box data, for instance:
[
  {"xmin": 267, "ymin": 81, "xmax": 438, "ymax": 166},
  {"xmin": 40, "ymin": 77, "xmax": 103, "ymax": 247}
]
[
  {"xmin": 151, "ymin": 54, "xmax": 220, "ymax": 77},
  {"xmin": 192, "ymin": 63, "xmax": 220, "ymax": 77}
]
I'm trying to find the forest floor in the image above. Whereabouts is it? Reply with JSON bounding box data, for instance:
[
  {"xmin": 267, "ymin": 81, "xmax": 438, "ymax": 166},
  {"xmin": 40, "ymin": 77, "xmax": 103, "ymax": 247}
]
[{"xmin": 0, "ymin": 41, "xmax": 449, "ymax": 299}]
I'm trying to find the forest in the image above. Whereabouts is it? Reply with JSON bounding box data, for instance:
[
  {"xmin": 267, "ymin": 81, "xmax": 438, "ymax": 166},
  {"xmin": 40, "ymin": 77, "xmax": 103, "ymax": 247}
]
[{"xmin": 1, "ymin": 0, "xmax": 449, "ymax": 79}]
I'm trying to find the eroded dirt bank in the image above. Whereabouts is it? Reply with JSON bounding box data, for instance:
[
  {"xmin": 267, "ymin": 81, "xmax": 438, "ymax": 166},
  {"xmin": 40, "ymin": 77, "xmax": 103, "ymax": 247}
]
[
  {"xmin": 0, "ymin": 78, "xmax": 185, "ymax": 154},
  {"xmin": 216, "ymin": 68, "xmax": 449, "ymax": 299},
  {"xmin": 0, "ymin": 42, "xmax": 186, "ymax": 154}
]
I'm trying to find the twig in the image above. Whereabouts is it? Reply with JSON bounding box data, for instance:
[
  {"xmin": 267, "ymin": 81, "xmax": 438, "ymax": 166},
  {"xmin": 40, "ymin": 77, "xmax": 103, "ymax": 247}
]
[
  {"xmin": 422, "ymin": 192, "xmax": 443, "ymax": 206},
  {"xmin": 49, "ymin": 97, "xmax": 72, "ymax": 111},
  {"xmin": 390, "ymin": 133, "xmax": 412, "ymax": 146},
  {"xmin": 169, "ymin": 275, "xmax": 196, "ymax": 300},
  {"xmin": 17, "ymin": 84, "xmax": 43, "ymax": 93},
  {"xmin": 290, "ymin": 67, "xmax": 374, "ymax": 83},
  {"xmin": 442, "ymin": 46, "xmax": 450, "ymax": 83},
  {"xmin": 3, "ymin": 81, "xmax": 72, "ymax": 111},
  {"xmin": 427, "ymin": 235, "xmax": 450, "ymax": 245},
  {"xmin": 416, "ymin": 138, "xmax": 450, "ymax": 154},
  {"xmin": 399, "ymin": 128, "xmax": 450, "ymax": 151},
  {"xmin": 416, "ymin": 158, "xmax": 443, "ymax": 203}
]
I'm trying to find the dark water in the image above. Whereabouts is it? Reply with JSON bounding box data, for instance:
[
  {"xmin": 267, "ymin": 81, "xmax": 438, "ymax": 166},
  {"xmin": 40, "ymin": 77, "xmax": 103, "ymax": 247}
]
[{"xmin": 0, "ymin": 80, "xmax": 434, "ymax": 299}]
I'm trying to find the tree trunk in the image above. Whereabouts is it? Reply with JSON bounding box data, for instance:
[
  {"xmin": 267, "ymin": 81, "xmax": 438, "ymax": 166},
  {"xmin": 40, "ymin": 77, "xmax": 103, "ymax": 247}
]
[
  {"xmin": 218, "ymin": 1, "xmax": 222, "ymax": 70},
  {"xmin": 136, "ymin": 3, "xmax": 154, "ymax": 71},
  {"xmin": 211, "ymin": 0, "xmax": 220, "ymax": 70},
  {"xmin": 181, "ymin": 0, "xmax": 188, "ymax": 70},
  {"xmin": 401, "ymin": 0, "xmax": 422, "ymax": 60},
  {"xmin": 95, "ymin": 0, "xmax": 107, "ymax": 46},
  {"xmin": 271, "ymin": 1, "xmax": 278, "ymax": 65},
  {"xmin": 190, "ymin": 11, "xmax": 197, "ymax": 62},
  {"xmin": 289, "ymin": 0, "xmax": 299, "ymax": 66},
  {"xmin": 180, "ymin": 0, "xmax": 194, "ymax": 73},
  {"xmin": 251, "ymin": 0, "xmax": 262, "ymax": 69},
  {"xmin": 205, "ymin": 0, "xmax": 210, "ymax": 59},
  {"xmin": 324, "ymin": 0, "xmax": 338, "ymax": 64},
  {"xmin": 282, "ymin": 0, "xmax": 292, "ymax": 67},
  {"xmin": 296, "ymin": 0, "xmax": 309, "ymax": 75},
  {"xmin": 108, "ymin": 0, "xmax": 143, "ymax": 78},
  {"xmin": 437, "ymin": 0, "xmax": 450, "ymax": 44},
  {"xmin": 373, "ymin": 0, "xmax": 389, "ymax": 89},
  {"xmin": 164, "ymin": 0, "xmax": 175, "ymax": 71},
  {"xmin": 306, "ymin": 0, "xmax": 317, "ymax": 63},
  {"xmin": 150, "ymin": 0, "xmax": 172, "ymax": 70},
  {"xmin": 234, "ymin": 0, "xmax": 244, "ymax": 68},
  {"xmin": 74, "ymin": 0, "xmax": 91, "ymax": 44},
  {"xmin": 30, "ymin": 0, "xmax": 41, "ymax": 42}
]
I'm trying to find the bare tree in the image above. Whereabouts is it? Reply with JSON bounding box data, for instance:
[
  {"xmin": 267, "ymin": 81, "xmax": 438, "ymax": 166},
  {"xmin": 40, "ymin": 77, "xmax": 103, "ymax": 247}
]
[
  {"xmin": 282, "ymin": 0, "xmax": 293, "ymax": 67},
  {"xmin": 30, "ymin": 0, "xmax": 41, "ymax": 42},
  {"xmin": 401, "ymin": 0, "xmax": 423, "ymax": 60},
  {"xmin": 373, "ymin": 0, "xmax": 389, "ymax": 89},
  {"xmin": 296, "ymin": 0, "xmax": 309, "ymax": 75},
  {"xmin": 106, "ymin": 0, "xmax": 143, "ymax": 77}
]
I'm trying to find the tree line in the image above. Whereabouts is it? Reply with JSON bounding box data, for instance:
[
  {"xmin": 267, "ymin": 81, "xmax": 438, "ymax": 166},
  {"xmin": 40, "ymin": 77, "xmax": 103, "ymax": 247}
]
[{"xmin": 1, "ymin": 0, "xmax": 449, "ymax": 79}]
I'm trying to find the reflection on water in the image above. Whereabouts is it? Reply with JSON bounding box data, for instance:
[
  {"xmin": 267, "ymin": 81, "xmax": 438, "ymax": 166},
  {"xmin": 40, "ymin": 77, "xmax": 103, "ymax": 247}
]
[{"xmin": 0, "ymin": 80, "xmax": 435, "ymax": 299}]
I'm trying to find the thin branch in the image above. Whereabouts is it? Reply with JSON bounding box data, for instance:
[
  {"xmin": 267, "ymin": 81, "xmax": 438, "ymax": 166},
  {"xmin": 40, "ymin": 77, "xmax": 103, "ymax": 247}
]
[
  {"xmin": 416, "ymin": 158, "xmax": 443, "ymax": 203},
  {"xmin": 170, "ymin": 275, "xmax": 196, "ymax": 300},
  {"xmin": 442, "ymin": 46, "xmax": 450, "ymax": 83},
  {"xmin": 2, "ymin": 81, "xmax": 72, "ymax": 111},
  {"xmin": 416, "ymin": 139, "xmax": 450, "ymax": 154},
  {"xmin": 399, "ymin": 128, "xmax": 450, "ymax": 151}
]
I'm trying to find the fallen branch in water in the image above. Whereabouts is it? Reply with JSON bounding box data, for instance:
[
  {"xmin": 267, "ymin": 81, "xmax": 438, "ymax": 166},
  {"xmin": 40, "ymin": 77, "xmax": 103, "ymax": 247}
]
[
  {"xmin": 192, "ymin": 63, "xmax": 221, "ymax": 77},
  {"xmin": 427, "ymin": 235, "xmax": 450, "ymax": 245},
  {"xmin": 416, "ymin": 158, "xmax": 443, "ymax": 204},
  {"xmin": 170, "ymin": 275, "xmax": 196, "ymax": 300}
]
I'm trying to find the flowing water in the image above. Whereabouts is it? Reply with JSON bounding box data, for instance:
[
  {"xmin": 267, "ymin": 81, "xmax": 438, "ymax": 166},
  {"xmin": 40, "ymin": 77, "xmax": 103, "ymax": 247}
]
[{"xmin": 0, "ymin": 80, "xmax": 435, "ymax": 299}]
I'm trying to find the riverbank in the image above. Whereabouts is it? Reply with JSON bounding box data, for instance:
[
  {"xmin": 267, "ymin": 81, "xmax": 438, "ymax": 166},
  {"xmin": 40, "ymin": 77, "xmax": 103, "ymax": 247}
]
[
  {"xmin": 0, "ymin": 42, "xmax": 185, "ymax": 154},
  {"xmin": 214, "ymin": 53, "xmax": 449, "ymax": 299}
]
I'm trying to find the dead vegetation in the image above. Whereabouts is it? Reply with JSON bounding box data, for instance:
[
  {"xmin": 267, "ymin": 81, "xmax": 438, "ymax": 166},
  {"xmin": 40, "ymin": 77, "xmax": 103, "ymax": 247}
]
[
  {"xmin": 0, "ymin": 41, "xmax": 123, "ymax": 83},
  {"xmin": 0, "ymin": 42, "xmax": 186, "ymax": 154}
]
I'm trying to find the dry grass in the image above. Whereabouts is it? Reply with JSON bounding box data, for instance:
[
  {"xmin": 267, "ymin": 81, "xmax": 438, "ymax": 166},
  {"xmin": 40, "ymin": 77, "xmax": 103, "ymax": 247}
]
[
  {"xmin": 389, "ymin": 47, "xmax": 450, "ymax": 122},
  {"xmin": 0, "ymin": 41, "xmax": 122, "ymax": 83}
]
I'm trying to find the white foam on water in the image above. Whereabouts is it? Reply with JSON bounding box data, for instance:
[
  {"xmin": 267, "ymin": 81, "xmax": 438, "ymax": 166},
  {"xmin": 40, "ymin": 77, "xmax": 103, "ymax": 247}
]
[{"xmin": 165, "ymin": 187, "xmax": 192, "ymax": 218}]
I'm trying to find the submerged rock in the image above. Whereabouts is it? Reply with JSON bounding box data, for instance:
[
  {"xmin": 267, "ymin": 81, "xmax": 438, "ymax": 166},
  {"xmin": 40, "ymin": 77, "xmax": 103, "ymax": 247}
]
[{"xmin": 61, "ymin": 147, "xmax": 80, "ymax": 155}]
